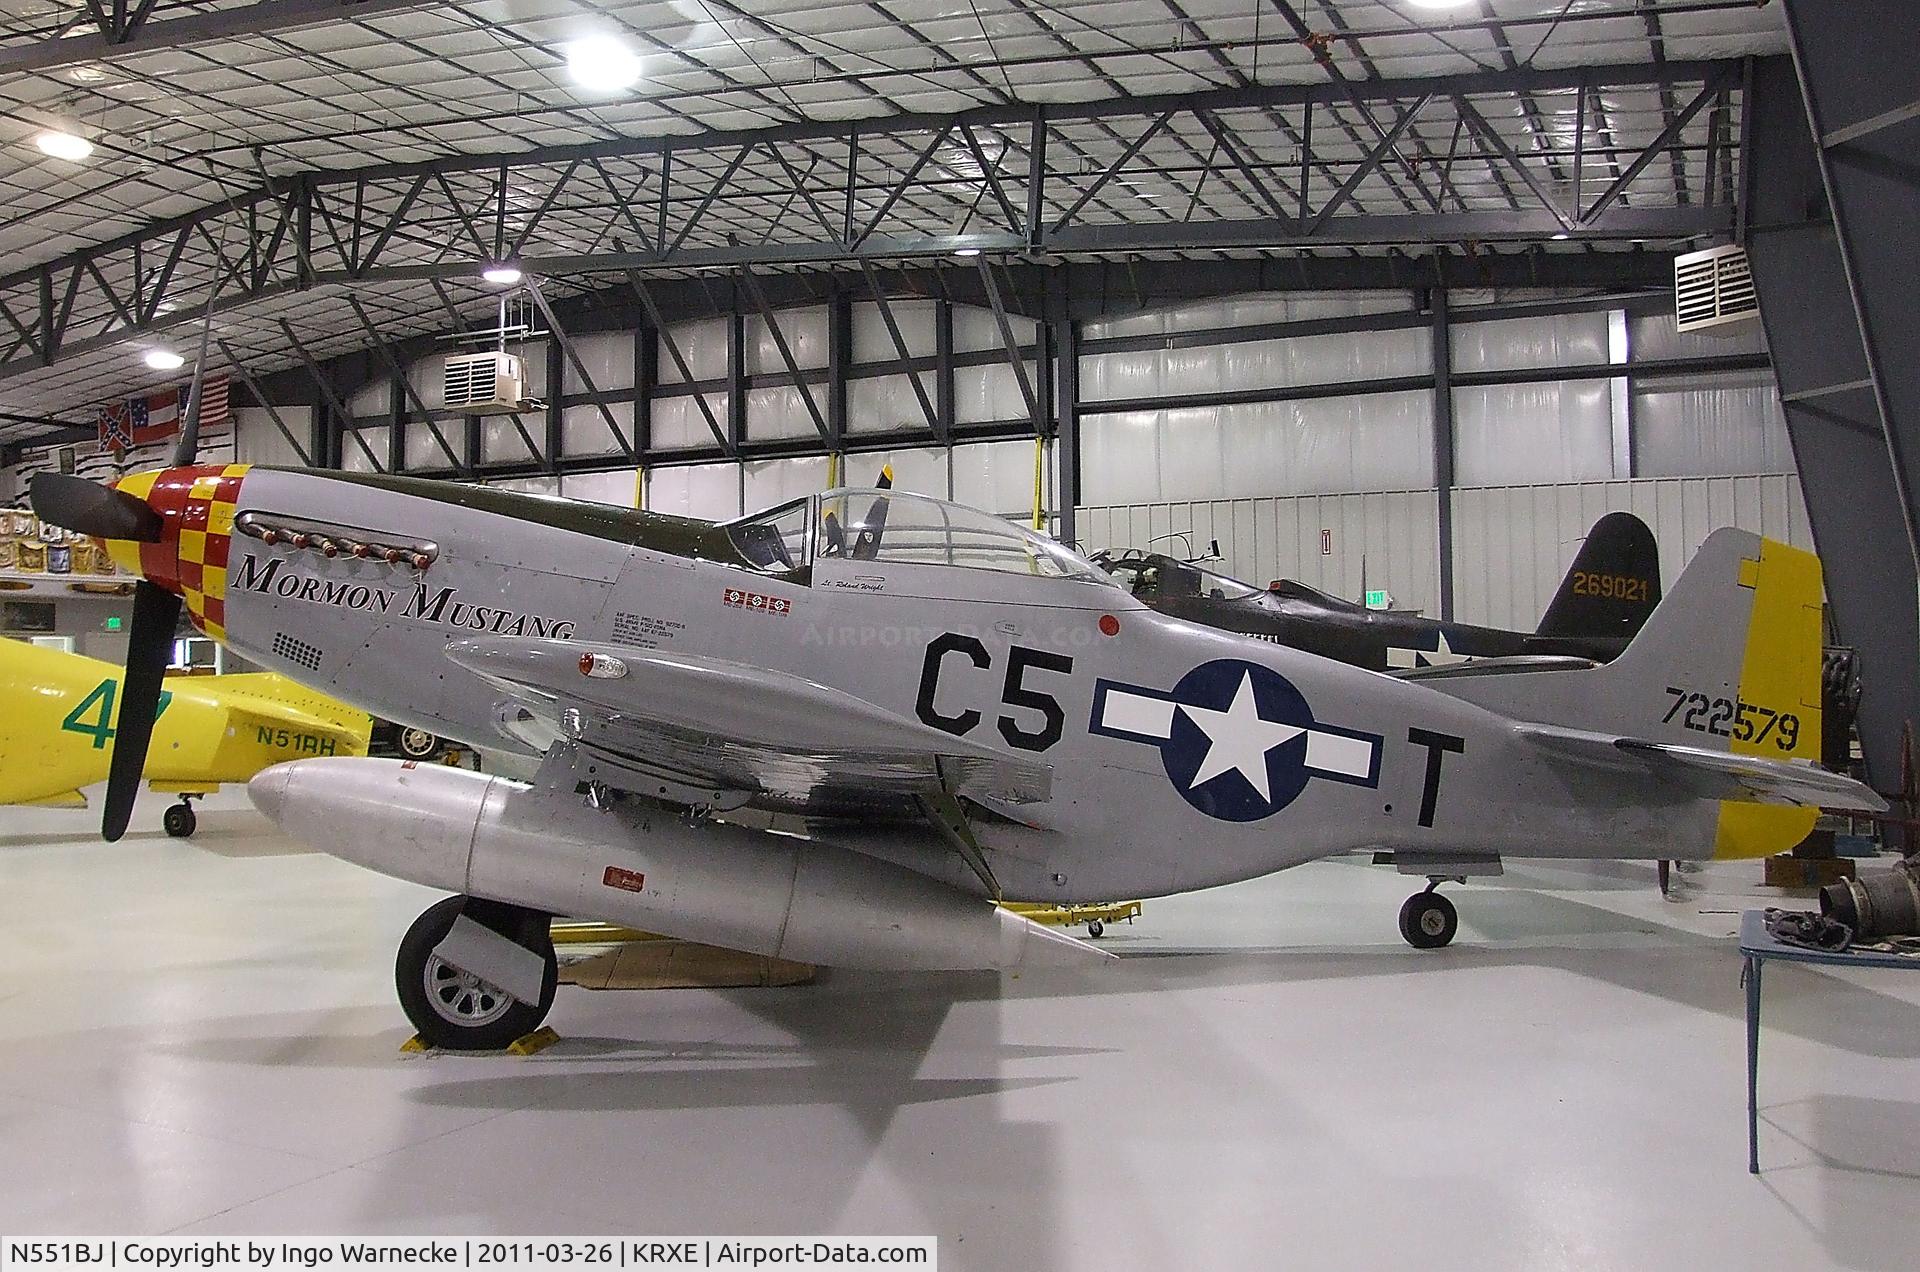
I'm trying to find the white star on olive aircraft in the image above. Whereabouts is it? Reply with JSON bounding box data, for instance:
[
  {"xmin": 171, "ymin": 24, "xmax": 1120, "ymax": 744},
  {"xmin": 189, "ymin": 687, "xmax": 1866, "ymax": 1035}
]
[{"xmin": 33, "ymin": 448, "xmax": 1883, "ymax": 1049}]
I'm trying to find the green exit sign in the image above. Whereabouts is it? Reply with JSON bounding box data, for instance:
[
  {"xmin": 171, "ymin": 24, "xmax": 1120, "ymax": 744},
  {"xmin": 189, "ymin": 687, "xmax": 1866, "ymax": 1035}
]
[
  {"xmin": 105, "ymin": 616, "xmax": 123, "ymax": 631},
  {"xmin": 1363, "ymin": 590, "xmax": 1389, "ymax": 609}
]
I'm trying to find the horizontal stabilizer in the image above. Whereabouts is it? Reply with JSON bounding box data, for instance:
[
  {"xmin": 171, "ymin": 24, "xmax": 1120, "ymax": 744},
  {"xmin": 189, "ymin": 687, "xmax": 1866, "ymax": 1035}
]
[
  {"xmin": 1519, "ymin": 722, "xmax": 1885, "ymax": 812},
  {"xmin": 1390, "ymin": 655, "xmax": 1595, "ymax": 681}
]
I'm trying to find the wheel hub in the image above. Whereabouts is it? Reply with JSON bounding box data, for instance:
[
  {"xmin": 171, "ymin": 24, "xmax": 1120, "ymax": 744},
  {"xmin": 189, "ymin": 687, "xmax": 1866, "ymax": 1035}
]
[
  {"xmin": 1419, "ymin": 909, "xmax": 1448, "ymax": 936},
  {"xmin": 424, "ymin": 955, "xmax": 514, "ymax": 1026}
]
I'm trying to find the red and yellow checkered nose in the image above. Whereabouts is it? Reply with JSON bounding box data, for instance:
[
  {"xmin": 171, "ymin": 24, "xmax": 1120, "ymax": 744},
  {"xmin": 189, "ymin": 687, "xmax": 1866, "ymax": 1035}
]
[{"xmin": 102, "ymin": 464, "xmax": 250, "ymax": 640}]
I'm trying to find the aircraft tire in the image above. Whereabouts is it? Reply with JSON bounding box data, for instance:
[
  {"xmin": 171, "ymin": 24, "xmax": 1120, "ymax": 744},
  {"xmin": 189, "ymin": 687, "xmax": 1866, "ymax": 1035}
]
[
  {"xmin": 1087, "ymin": 920, "xmax": 1105, "ymax": 939},
  {"xmin": 1398, "ymin": 891, "xmax": 1457, "ymax": 949},
  {"xmin": 396, "ymin": 896, "xmax": 557, "ymax": 1051},
  {"xmin": 162, "ymin": 802, "xmax": 197, "ymax": 838}
]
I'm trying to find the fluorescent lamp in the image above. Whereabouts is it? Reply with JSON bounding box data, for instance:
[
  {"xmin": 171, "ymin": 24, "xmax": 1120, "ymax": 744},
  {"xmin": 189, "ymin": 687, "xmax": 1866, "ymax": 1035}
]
[
  {"xmin": 953, "ymin": 247, "xmax": 982, "ymax": 258},
  {"xmin": 143, "ymin": 349, "xmax": 185, "ymax": 371},
  {"xmin": 565, "ymin": 37, "xmax": 641, "ymax": 93},
  {"xmin": 35, "ymin": 130, "xmax": 93, "ymax": 162},
  {"xmin": 482, "ymin": 264, "xmax": 524, "ymax": 285},
  {"xmin": 1404, "ymin": 0, "xmax": 1473, "ymax": 9}
]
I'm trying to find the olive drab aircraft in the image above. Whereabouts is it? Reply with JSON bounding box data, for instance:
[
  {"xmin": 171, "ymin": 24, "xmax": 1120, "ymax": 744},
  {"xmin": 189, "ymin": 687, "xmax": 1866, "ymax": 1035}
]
[
  {"xmin": 34, "ymin": 459, "xmax": 1883, "ymax": 1050},
  {"xmin": 0, "ymin": 637, "xmax": 370, "ymax": 835},
  {"xmin": 1097, "ymin": 510, "xmax": 1661, "ymax": 671}
]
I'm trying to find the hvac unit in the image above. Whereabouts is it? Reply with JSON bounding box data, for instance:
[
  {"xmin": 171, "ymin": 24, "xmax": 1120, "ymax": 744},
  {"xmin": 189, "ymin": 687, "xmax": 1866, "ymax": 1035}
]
[
  {"xmin": 1673, "ymin": 243, "xmax": 1759, "ymax": 334},
  {"xmin": 441, "ymin": 351, "xmax": 528, "ymax": 414}
]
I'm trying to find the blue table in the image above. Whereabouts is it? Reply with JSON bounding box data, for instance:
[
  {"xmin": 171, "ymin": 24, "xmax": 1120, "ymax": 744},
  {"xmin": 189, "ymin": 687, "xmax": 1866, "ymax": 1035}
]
[{"xmin": 1739, "ymin": 908, "xmax": 1919, "ymax": 1172}]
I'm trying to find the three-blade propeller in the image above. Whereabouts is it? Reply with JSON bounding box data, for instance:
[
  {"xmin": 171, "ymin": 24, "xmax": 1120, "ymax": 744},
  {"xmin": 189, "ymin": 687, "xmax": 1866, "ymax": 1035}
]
[{"xmin": 26, "ymin": 365, "xmax": 213, "ymax": 841}]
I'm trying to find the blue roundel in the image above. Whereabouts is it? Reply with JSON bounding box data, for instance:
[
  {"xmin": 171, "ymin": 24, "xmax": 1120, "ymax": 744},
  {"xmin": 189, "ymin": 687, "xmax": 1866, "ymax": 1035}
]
[{"xmin": 1162, "ymin": 659, "xmax": 1317, "ymax": 822}]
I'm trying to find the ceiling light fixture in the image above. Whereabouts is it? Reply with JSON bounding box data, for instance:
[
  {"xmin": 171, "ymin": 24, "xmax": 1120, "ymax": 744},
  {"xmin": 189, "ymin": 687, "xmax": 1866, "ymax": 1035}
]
[
  {"xmin": 143, "ymin": 349, "xmax": 185, "ymax": 371},
  {"xmin": 1550, "ymin": 231, "xmax": 1571, "ymax": 240},
  {"xmin": 1404, "ymin": 0, "xmax": 1474, "ymax": 10},
  {"xmin": 953, "ymin": 247, "xmax": 982, "ymax": 258},
  {"xmin": 565, "ymin": 37, "xmax": 642, "ymax": 93},
  {"xmin": 35, "ymin": 130, "xmax": 93, "ymax": 162},
  {"xmin": 482, "ymin": 263, "xmax": 524, "ymax": 285}
]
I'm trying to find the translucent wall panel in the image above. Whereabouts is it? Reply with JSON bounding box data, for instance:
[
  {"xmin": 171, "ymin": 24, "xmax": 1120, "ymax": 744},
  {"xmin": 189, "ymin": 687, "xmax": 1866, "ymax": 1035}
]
[
  {"xmin": 1454, "ymin": 380, "xmax": 1613, "ymax": 485},
  {"xmin": 1633, "ymin": 369, "xmax": 1794, "ymax": 477},
  {"xmin": 1451, "ymin": 475, "xmax": 1812, "ymax": 630},
  {"xmin": 480, "ymin": 415, "xmax": 541, "ymax": 466},
  {"xmin": 747, "ymin": 383, "xmax": 823, "ymax": 441},
  {"xmin": 742, "ymin": 455, "xmax": 831, "ymax": 511},
  {"xmin": 1081, "ymin": 326, "xmax": 1428, "ymax": 404},
  {"xmin": 851, "ymin": 299, "xmax": 934, "ymax": 362},
  {"xmin": 560, "ymin": 469, "xmax": 639, "ymax": 508},
  {"xmin": 647, "ymin": 462, "xmax": 740, "ymax": 520},
  {"xmin": 1630, "ymin": 310, "xmax": 1766, "ymax": 360},
  {"xmin": 848, "ymin": 373, "xmax": 937, "ymax": 434},
  {"xmin": 649, "ymin": 393, "xmax": 726, "ymax": 449},
  {"xmin": 1081, "ymin": 390, "xmax": 1433, "ymax": 505},
  {"xmin": 848, "ymin": 446, "xmax": 946, "ymax": 496},
  {"xmin": 561, "ymin": 403, "xmax": 633, "ymax": 458},
  {"xmin": 1074, "ymin": 490, "xmax": 1442, "ymax": 616},
  {"xmin": 560, "ymin": 332, "xmax": 635, "ymax": 393},
  {"xmin": 233, "ymin": 406, "xmax": 310, "ymax": 466},
  {"xmin": 955, "ymin": 362, "xmax": 1039, "ymax": 425},
  {"xmin": 952, "ymin": 306, "xmax": 1036, "ymax": 353},
  {"xmin": 404, "ymin": 422, "xmax": 456, "ymax": 471},
  {"xmin": 1451, "ymin": 312, "xmax": 1608, "ymax": 373},
  {"xmin": 1081, "ymin": 291, "xmax": 1413, "ymax": 340},
  {"xmin": 340, "ymin": 425, "xmax": 388, "ymax": 473},
  {"xmin": 745, "ymin": 306, "xmax": 828, "ymax": 374},
  {"xmin": 658, "ymin": 316, "xmax": 729, "ymax": 383},
  {"xmin": 348, "ymin": 378, "xmax": 390, "ymax": 418},
  {"xmin": 953, "ymin": 438, "xmax": 1050, "ymax": 521}
]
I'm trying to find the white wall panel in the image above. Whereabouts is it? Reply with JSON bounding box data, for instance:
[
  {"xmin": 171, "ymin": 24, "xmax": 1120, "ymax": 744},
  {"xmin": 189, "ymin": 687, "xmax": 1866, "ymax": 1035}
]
[
  {"xmin": 647, "ymin": 462, "xmax": 740, "ymax": 520},
  {"xmin": 1451, "ymin": 312, "xmax": 1608, "ymax": 372},
  {"xmin": 649, "ymin": 393, "xmax": 725, "ymax": 449},
  {"xmin": 340, "ymin": 425, "xmax": 387, "ymax": 473},
  {"xmin": 1081, "ymin": 390, "xmax": 1433, "ymax": 504},
  {"xmin": 560, "ymin": 469, "xmax": 638, "ymax": 507},
  {"xmin": 953, "ymin": 438, "xmax": 1049, "ymax": 521},
  {"xmin": 850, "ymin": 446, "xmax": 946, "ymax": 497},
  {"xmin": 955, "ymin": 362, "xmax": 1038, "ymax": 425},
  {"xmin": 480, "ymin": 414, "xmax": 540, "ymax": 465},
  {"xmin": 1081, "ymin": 291, "xmax": 1412, "ymax": 340},
  {"xmin": 233, "ymin": 406, "xmax": 310, "ymax": 466},
  {"xmin": 348, "ymin": 378, "xmax": 390, "ymax": 418},
  {"xmin": 1076, "ymin": 490, "xmax": 1442, "ymax": 615},
  {"xmin": 851, "ymin": 299, "xmax": 934, "ymax": 362},
  {"xmin": 745, "ymin": 307, "xmax": 828, "ymax": 374},
  {"xmin": 742, "ymin": 455, "xmax": 831, "ymax": 510},
  {"xmin": 486, "ymin": 475, "xmax": 558, "ymax": 496},
  {"xmin": 561, "ymin": 402, "xmax": 632, "ymax": 457},
  {"xmin": 848, "ymin": 372, "xmax": 936, "ymax": 434},
  {"xmin": 747, "ymin": 383, "xmax": 820, "ymax": 440},
  {"xmin": 659, "ymin": 316, "xmax": 729, "ymax": 382},
  {"xmin": 1633, "ymin": 369, "xmax": 1793, "ymax": 477},
  {"xmin": 1454, "ymin": 380, "xmax": 1614, "ymax": 485},
  {"xmin": 1082, "ymin": 326, "xmax": 1427, "ymax": 404},
  {"xmin": 953, "ymin": 306, "xmax": 1036, "ymax": 353},
  {"xmin": 1451, "ymin": 474, "xmax": 1812, "ymax": 630},
  {"xmin": 560, "ymin": 332, "xmax": 635, "ymax": 393},
  {"xmin": 404, "ymin": 421, "xmax": 456, "ymax": 470},
  {"xmin": 1631, "ymin": 310, "xmax": 1766, "ymax": 360}
]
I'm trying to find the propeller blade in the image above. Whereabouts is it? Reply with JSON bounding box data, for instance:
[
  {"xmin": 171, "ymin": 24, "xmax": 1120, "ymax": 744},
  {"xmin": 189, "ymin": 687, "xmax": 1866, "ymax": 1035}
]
[
  {"xmin": 101, "ymin": 579, "xmax": 183, "ymax": 842},
  {"xmin": 29, "ymin": 473, "xmax": 163, "ymax": 543},
  {"xmin": 851, "ymin": 464, "xmax": 894, "ymax": 561}
]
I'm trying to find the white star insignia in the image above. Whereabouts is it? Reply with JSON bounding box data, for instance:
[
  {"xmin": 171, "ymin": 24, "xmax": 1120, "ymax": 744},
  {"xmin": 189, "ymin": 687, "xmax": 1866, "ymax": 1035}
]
[{"xmin": 1177, "ymin": 670, "xmax": 1305, "ymax": 802}]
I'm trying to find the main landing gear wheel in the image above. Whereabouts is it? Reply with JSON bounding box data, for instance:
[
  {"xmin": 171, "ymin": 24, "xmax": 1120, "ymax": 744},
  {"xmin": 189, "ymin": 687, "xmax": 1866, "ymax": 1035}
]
[
  {"xmin": 162, "ymin": 800, "xmax": 198, "ymax": 838},
  {"xmin": 395, "ymin": 896, "xmax": 557, "ymax": 1051},
  {"xmin": 1398, "ymin": 889, "xmax": 1458, "ymax": 949},
  {"xmin": 397, "ymin": 727, "xmax": 444, "ymax": 761}
]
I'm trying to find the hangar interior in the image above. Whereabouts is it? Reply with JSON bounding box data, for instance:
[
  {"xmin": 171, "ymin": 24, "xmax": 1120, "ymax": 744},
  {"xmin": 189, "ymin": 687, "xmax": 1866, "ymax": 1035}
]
[{"xmin": 2, "ymin": 0, "xmax": 1918, "ymax": 1265}]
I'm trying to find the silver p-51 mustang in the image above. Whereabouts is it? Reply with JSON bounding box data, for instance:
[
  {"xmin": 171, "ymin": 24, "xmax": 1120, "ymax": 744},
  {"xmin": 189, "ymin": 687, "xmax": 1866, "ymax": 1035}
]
[{"xmin": 35, "ymin": 462, "xmax": 1882, "ymax": 1048}]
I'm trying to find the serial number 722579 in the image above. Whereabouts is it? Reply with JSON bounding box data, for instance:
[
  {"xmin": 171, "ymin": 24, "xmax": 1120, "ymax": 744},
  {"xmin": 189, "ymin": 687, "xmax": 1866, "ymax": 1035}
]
[{"xmin": 1663, "ymin": 686, "xmax": 1800, "ymax": 751}]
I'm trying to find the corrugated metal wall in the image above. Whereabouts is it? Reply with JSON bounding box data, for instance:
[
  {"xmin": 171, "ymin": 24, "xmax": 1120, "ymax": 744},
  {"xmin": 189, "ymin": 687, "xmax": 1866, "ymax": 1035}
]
[
  {"xmin": 1451, "ymin": 473, "xmax": 1812, "ymax": 629},
  {"xmin": 1075, "ymin": 489, "xmax": 1442, "ymax": 614},
  {"xmin": 1078, "ymin": 473, "xmax": 1808, "ymax": 629}
]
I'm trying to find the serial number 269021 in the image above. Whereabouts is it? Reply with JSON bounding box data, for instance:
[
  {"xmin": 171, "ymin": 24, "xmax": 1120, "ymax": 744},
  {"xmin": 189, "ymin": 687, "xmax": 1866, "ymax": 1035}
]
[{"xmin": 1663, "ymin": 686, "xmax": 1800, "ymax": 751}]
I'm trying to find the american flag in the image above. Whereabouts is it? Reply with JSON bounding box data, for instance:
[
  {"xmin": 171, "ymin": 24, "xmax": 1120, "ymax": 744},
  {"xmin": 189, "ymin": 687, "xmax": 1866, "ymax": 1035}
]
[{"xmin": 184, "ymin": 373, "xmax": 230, "ymax": 433}]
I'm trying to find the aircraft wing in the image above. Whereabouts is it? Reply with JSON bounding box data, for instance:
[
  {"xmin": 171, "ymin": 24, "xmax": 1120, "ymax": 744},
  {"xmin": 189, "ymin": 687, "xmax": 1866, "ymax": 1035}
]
[
  {"xmin": 1517, "ymin": 722, "xmax": 1885, "ymax": 812},
  {"xmin": 443, "ymin": 636, "xmax": 1052, "ymax": 814}
]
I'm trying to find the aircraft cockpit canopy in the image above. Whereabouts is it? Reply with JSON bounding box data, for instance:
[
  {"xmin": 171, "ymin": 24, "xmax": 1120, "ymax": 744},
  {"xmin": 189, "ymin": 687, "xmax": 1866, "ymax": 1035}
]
[{"xmin": 723, "ymin": 488, "xmax": 1116, "ymax": 586}]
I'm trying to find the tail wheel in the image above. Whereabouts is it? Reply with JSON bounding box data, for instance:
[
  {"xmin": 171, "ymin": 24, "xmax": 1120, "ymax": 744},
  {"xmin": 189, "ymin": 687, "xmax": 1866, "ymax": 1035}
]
[
  {"xmin": 395, "ymin": 896, "xmax": 556, "ymax": 1051},
  {"xmin": 397, "ymin": 727, "xmax": 443, "ymax": 761},
  {"xmin": 1398, "ymin": 891, "xmax": 1458, "ymax": 949}
]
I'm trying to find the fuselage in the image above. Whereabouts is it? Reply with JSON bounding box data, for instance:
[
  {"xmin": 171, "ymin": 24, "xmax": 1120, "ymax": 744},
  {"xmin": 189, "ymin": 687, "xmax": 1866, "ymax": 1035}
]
[{"xmin": 106, "ymin": 464, "xmax": 1720, "ymax": 901}]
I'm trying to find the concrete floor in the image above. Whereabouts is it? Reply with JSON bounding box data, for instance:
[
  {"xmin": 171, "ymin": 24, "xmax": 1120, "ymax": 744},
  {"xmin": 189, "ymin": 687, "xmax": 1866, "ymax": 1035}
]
[{"xmin": 2, "ymin": 788, "xmax": 1917, "ymax": 1270}]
